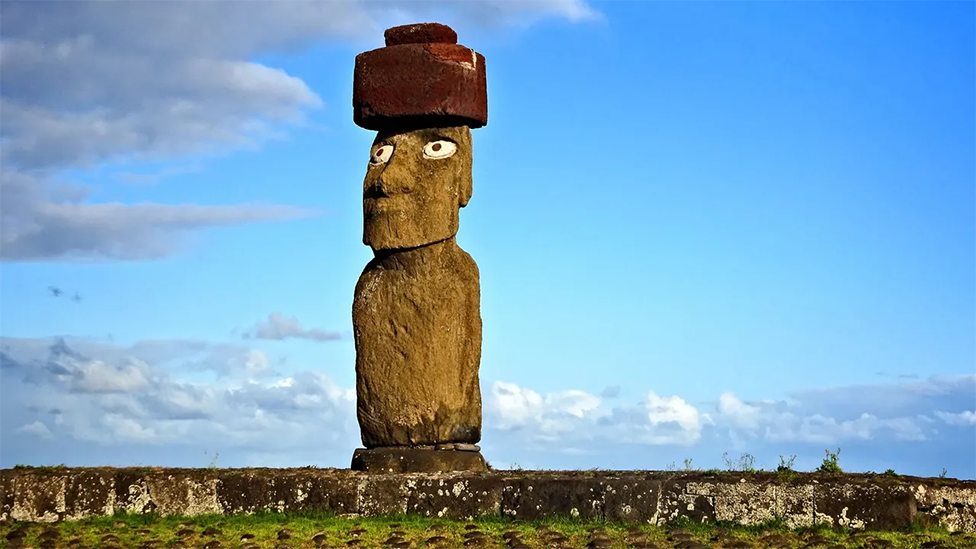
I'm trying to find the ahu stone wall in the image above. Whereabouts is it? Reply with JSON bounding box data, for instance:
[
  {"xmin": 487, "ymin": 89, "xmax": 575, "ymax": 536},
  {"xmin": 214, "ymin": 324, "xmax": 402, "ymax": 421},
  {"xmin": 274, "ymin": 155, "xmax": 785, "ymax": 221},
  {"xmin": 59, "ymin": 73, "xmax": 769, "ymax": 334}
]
[{"xmin": 1, "ymin": 468, "xmax": 974, "ymax": 532}]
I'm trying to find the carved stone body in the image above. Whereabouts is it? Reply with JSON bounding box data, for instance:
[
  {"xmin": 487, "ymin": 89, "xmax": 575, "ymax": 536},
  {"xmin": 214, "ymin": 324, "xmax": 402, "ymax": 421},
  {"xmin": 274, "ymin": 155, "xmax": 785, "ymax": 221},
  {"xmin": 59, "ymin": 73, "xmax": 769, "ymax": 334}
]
[
  {"xmin": 353, "ymin": 125, "xmax": 482, "ymax": 449},
  {"xmin": 350, "ymin": 23, "xmax": 488, "ymax": 470},
  {"xmin": 353, "ymin": 237, "xmax": 482, "ymax": 447}
]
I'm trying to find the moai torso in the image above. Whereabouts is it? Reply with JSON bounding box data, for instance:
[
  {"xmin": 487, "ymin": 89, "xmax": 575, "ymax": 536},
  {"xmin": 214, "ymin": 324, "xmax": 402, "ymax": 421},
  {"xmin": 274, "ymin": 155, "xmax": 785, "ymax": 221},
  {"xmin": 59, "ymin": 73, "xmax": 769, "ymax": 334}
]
[
  {"xmin": 350, "ymin": 22, "xmax": 488, "ymax": 456},
  {"xmin": 353, "ymin": 238, "xmax": 482, "ymax": 447}
]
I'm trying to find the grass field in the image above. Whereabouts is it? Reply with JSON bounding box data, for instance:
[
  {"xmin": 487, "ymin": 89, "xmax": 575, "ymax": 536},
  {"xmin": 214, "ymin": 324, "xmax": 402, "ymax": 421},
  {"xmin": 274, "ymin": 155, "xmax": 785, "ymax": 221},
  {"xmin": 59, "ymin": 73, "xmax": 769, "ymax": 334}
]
[{"xmin": 2, "ymin": 512, "xmax": 975, "ymax": 549}]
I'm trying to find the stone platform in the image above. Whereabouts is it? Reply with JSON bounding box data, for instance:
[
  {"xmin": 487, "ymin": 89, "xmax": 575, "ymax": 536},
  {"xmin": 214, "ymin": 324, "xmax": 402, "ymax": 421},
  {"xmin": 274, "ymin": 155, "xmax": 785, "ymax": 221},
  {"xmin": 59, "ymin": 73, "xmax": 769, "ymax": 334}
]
[
  {"xmin": 351, "ymin": 447, "xmax": 487, "ymax": 473},
  {"xmin": 1, "ymin": 468, "xmax": 974, "ymax": 532}
]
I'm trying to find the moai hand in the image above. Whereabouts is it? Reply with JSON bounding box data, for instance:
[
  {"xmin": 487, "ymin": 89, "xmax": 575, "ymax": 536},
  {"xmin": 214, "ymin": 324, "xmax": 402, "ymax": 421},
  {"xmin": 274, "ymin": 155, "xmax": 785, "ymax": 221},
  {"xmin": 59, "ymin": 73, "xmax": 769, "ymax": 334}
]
[{"xmin": 350, "ymin": 23, "xmax": 488, "ymax": 473}]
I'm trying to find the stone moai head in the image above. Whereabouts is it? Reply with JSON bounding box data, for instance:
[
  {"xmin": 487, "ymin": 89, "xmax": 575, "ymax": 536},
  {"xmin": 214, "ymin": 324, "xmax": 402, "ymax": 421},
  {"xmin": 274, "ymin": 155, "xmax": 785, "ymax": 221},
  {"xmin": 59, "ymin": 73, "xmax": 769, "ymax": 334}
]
[
  {"xmin": 353, "ymin": 22, "xmax": 487, "ymax": 252},
  {"xmin": 362, "ymin": 126, "xmax": 472, "ymax": 250}
]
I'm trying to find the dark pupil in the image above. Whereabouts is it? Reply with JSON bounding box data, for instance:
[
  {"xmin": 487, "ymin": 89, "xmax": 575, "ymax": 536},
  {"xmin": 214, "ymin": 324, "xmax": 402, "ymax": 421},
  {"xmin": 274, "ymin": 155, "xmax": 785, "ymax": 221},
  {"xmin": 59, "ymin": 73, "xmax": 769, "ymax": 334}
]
[{"xmin": 432, "ymin": 143, "xmax": 442, "ymax": 152}]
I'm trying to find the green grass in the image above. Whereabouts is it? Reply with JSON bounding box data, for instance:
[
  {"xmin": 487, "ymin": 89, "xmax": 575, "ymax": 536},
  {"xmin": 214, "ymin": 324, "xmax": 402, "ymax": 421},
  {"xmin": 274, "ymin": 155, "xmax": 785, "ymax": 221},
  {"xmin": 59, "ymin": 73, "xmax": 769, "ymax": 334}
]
[{"xmin": 2, "ymin": 512, "xmax": 973, "ymax": 549}]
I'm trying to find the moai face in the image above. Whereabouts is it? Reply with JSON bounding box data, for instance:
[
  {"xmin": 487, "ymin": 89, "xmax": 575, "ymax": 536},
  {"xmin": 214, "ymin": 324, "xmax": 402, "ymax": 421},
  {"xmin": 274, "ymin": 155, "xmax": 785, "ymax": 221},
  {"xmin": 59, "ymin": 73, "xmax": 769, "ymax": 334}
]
[{"xmin": 362, "ymin": 125, "xmax": 473, "ymax": 251}]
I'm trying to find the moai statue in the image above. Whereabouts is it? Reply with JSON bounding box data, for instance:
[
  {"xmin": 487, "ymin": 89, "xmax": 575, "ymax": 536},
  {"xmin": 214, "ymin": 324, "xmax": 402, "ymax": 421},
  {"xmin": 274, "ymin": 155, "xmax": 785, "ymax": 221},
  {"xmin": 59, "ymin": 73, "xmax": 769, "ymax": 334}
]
[{"xmin": 350, "ymin": 22, "xmax": 488, "ymax": 473}]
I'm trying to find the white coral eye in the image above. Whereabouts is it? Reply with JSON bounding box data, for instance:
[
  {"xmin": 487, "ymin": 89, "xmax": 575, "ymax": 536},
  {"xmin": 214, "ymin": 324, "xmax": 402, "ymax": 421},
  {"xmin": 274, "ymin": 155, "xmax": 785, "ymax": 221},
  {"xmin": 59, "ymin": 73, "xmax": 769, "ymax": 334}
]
[
  {"xmin": 370, "ymin": 144, "xmax": 393, "ymax": 165},
  {"xmin": 423, "ymin": 140, "xmax": 457, "ymax": 159}
]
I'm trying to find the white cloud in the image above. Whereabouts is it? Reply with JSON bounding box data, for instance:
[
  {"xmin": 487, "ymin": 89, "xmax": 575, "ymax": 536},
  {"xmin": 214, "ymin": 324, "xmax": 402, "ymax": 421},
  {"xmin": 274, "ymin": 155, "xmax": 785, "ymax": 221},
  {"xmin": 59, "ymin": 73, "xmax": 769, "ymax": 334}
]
[
  {"xmin": 549, "ymin": 389, "xmax": 602, "ymax": 418},
  {"xmin": 645, "ymin": 392, "xmax": 703, "ymax": 434},
  {"xmin": 490, "ymin": 381, "xmax": 603, "ymax": 440},
  {"xmin": 242, "ymin": 350, "xmax": 274, "ymax": 376},
  {"xmin": 17, "ymin": 421, "xmax": 53, "ymax": 440},
  {"xmin": 73, "ymin": 359, "xmax": 151, "ymax": 393},
  {"xmin": 102, "ymin": 415, "xmax": 157, "ymax": 442},
  {"xmin": 245, "ymin": 313, "xmax": 342, "ymax": 342},
  {"xmin": 717, "ymin": 391, "xmax": 762, "ymax": 429},
  {"xmin": 492, "ymin": 381, "xmax": 545, "ymax": 428},
  {"xmin": 936, "ymin": 410, "xmax": 976, "ymax": 426},
  {"xmin": 490, "ymin": 381, "xmax": 703, "ymax": 446},
  {"xmin": 0, "ymin": 0, "xmax": 597, "ymax": 262}
]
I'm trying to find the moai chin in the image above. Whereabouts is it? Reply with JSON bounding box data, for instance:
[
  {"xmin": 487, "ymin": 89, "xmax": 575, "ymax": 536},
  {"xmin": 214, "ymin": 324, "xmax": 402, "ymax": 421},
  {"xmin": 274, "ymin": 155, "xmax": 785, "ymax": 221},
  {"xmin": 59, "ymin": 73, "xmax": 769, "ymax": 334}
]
[{"xmin": 350, "ymin": 22, "xmax": 488, "ymax": 473}]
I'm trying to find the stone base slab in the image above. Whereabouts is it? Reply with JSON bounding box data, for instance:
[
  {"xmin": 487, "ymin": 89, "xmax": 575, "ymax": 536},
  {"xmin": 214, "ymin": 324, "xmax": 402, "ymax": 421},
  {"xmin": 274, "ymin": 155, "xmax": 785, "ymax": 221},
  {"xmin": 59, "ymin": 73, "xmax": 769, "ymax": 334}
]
[
  {"xmin": 1, "ymin": 468, "xmax": 974, "ymax": 532},
  {"xmin": 351, "ymin": 447, "xmax": 487, "ymax": 473}
]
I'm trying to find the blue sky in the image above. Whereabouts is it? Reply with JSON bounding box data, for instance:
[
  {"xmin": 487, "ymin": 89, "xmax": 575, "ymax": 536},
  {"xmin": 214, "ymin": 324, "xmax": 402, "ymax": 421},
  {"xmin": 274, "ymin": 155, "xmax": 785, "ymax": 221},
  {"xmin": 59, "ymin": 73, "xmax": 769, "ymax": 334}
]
[{"xmin": 1, "ymin": 1, "xmax": 973, "ymax": 478}]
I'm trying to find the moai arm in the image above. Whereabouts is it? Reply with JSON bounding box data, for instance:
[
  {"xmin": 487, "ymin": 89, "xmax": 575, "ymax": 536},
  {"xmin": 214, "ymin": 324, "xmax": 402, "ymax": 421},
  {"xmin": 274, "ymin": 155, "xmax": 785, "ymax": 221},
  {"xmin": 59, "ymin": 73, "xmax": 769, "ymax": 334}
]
[{"xmin": 349, "ymin": 23, "xmax": 488, "ymax": 473}]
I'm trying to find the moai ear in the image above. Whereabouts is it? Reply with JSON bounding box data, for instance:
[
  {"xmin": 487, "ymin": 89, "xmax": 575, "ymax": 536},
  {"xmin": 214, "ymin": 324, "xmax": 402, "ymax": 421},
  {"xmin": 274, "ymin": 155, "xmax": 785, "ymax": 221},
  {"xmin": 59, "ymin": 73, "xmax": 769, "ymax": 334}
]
[{"xmin": 459, "ymin": 174, "xmax": 473, "ymax": 208}]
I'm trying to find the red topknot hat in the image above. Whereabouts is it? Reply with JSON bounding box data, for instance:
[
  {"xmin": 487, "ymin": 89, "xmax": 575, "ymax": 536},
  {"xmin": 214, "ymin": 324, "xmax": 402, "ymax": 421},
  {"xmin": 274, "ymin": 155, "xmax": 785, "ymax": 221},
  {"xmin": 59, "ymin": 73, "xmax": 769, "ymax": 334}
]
[{"xmin": 353, "ymin": 22, "xmax": 488, "ymax": 131}]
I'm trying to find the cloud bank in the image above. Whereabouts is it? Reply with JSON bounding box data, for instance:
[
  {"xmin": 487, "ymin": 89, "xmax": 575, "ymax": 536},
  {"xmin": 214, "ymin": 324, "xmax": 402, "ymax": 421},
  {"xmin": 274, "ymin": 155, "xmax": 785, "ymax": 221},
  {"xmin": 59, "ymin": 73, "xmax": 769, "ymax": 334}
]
[{"xmin": 2, "ymin": 334, "xmax": 972, "ymax": 477}]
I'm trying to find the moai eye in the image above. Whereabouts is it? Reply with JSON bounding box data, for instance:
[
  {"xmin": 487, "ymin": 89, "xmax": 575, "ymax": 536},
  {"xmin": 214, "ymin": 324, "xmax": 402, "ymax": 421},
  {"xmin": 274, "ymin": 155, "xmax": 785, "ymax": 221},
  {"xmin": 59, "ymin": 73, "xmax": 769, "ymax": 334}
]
[
  {"xmin": 423, "ymin": 140, "xmax": 457, "ymax": 159},
  {"xmin": 370, "ymin": 144, "xmax": 394, "ymax": 165}
]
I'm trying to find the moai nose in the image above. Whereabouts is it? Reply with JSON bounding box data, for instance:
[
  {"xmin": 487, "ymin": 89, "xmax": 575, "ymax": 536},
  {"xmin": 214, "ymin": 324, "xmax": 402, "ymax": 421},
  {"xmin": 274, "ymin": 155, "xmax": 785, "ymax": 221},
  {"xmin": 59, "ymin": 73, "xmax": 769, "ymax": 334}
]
[{"xmin": 364, "ymin": 179, "xmax": 390, "ymax": 199}]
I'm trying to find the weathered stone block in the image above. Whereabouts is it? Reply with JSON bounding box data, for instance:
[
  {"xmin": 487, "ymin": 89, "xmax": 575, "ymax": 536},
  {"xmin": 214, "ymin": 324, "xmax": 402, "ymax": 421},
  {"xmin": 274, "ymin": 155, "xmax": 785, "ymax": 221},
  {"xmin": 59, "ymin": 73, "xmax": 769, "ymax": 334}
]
[
  {"xmin": 12, "ymin": 473, "xmax": 64, "ymax": 522},
  {"xmin": 501, "ymin": 478, "xmax": 604, "ymax": 521},
  {"xmin": 352, "ymin": 448, "xmax": 487, "ymax": 473},
  {"xmin": 298, "ymin": 475, "xmax": 360, "ymax": 514},
  {"xmin": 217, "ymin": 472, "xmax": 277, "ymax": 513},
  {"xmin": 64, "ymin": 470, "xmax": 112, "ymax": 520},
  {"xmin": 0, "ymin": 469, "xmax": 13, "ymax": 521},
  {"xmin": 814, "ymin": 481, "xmax": 916, "ymax": 529},
  {"xmin": 604, "ymin": 477, "xmax": 660, "ymax": 523},
  {"xmin": 146, "ymin": 473, "xmax": 221, "ymax": 516},
  {"xmin": 687, "ymin": 478, "xmax": 780, "ymax": 525},
  {"xmin": 113, "ymin": 469, "xmax": 150, "ymax": 513},
  {"xmin": 775, "ymin": 482, "xmax": 816, "ymax": 528},
  {"xmin": 658, "ymin": 478, "xmax": 716, "ymax": 523},
  {"xmin": 407, "ymin": 475, "xmax": 504, "ymax": 519},
  {"xmin": 911, "ymin": 483, "xmax": 976, "ymax": 533},
  {"xmin": 216, "ymin": 471, "xmax": 357, "ymax": 514},
  {"xmin": 359, "ymin": 476, "xmax": 410, "ymax": 515}
]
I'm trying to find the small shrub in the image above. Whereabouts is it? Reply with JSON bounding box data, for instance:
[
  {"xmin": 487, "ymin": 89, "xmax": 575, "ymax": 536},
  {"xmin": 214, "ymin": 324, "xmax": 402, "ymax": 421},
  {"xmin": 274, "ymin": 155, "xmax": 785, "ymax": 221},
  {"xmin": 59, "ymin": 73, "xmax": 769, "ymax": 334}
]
[
  {"xmin": 774, "ymin": 454, "xmax": 798, "ymax": 482},
  {"xmin": 816, "ymin": 448, "xmax": 843, "ymax": 474},
  {"xmin": 723, "ymin": 452, "xmax": 757, "ymax": 472},
  {"xmin": 776, "ymin": 454, "xmax": 796, "ymax": 472}
]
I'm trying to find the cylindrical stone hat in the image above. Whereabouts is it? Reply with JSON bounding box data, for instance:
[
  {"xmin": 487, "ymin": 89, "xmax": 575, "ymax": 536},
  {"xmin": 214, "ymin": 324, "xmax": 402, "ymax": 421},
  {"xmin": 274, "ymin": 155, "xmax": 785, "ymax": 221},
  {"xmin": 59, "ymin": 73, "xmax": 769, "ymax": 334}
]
[{"xmin": 353, "ymin": 22, "xmax": 487, "ymax": 131}]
